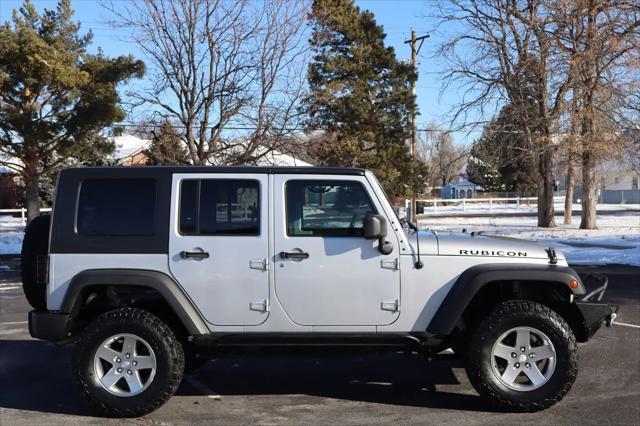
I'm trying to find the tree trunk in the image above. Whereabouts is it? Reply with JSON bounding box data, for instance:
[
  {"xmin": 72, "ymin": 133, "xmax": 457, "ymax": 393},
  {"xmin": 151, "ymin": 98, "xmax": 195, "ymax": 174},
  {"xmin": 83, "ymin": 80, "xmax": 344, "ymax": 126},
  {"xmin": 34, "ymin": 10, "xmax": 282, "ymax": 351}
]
[
  {"xmin": 564, "ymin": 162, "xmax": 575, "ymax": 224},
  {"xmin": 537, "ymin": 149, "xmax": 556, "ymax": 228},
  {"xmin": 24, "ymin": 171, "xmax": 40, "ymax": 224},
  {"xmin": 580, "ymin": 150, "xmax": 597, "ymax": 229}
]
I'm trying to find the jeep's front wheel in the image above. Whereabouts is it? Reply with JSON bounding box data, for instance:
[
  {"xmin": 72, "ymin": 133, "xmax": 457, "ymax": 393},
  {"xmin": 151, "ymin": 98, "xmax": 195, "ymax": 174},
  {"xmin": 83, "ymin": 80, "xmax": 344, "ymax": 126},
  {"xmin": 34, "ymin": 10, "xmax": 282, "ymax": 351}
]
[
  {"xmin": 73, "ymin": 308, "xmax": 185, "ymax": 417},
  {"xmin": 465, "ymin": 301, "xmax": 578, "ymax": 412}
]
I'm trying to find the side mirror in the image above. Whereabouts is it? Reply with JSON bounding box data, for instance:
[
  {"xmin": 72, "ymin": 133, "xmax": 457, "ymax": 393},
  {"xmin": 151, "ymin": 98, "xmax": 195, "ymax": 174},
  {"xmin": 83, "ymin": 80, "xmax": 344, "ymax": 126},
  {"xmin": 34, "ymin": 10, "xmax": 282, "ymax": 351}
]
[
  {"xmin": 364, "ymin": 214, "xmax": 387, "ymax": 240},
  {"xmin": 364, "ymin": 214, "xmax": 393, "ymax": 255}
]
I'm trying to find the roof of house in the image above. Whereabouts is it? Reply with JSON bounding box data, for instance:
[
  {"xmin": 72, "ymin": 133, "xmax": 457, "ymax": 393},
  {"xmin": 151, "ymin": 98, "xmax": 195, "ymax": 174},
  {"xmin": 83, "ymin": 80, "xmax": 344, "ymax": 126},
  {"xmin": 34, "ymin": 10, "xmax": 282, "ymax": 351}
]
[
  {"xmin": 443, "ymin": 179, "xmax": 480, "ymax": 189},
  {"xmin": 112, "ymin": 134, "xmax": 313, "ymax": 167},
  {"xmin": 113, "ymin": 134, "xmax": 150, "ymax": 161}
]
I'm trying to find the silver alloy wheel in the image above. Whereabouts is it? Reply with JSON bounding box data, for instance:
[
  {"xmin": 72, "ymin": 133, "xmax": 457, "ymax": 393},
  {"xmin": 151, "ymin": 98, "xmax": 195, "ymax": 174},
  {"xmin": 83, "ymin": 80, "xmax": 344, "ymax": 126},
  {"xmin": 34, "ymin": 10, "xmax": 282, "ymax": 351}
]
[
  {"xmin": 490, "ymin": 326, "xmax": 556, "ymax": 391},
  {"xmin": 93, "ymin": 333, "xmax": 157, "ymax": 397}
]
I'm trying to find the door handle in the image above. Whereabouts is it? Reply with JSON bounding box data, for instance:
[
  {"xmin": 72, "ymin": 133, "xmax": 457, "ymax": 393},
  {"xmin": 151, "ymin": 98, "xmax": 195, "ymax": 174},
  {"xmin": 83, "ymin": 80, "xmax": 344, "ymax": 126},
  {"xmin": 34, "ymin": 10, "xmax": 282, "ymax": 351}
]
[
  {"xmin": 180, "ymin": 250, "xmax": 210, "ymax": 259},
  {"xmin": 280, "ymin": 251, "xmax": 309, "ymax": 260}
]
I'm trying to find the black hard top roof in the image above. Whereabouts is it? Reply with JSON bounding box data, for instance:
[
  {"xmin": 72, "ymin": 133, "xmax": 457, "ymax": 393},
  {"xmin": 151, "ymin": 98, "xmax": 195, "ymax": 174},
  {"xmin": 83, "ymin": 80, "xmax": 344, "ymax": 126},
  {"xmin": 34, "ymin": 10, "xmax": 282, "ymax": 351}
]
[{"xmin": 59, "ymin": 165, "xmax": 367, "ymax": 177}]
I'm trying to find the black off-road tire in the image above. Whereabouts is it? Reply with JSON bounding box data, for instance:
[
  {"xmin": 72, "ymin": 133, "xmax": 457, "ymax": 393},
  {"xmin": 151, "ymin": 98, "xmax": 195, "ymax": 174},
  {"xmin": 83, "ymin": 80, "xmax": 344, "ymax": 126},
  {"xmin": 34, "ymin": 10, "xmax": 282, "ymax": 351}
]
[
  {"xmin": 73, "ymin": 308, "xmax": 185, "ymax": 417},
  {"xmin": 465, "ymin": 300, "xmax": 578, "ymax": 412},
  {"xmin": 20, "ymin": 214, "xmax": 51, "ymax": 310}
]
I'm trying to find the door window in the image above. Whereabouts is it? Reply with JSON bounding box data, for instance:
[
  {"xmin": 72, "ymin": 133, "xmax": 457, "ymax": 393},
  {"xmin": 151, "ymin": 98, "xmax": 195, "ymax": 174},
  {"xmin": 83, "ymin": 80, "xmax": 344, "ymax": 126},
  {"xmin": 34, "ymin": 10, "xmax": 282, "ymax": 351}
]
[
  {"xmin": 286, "ymin": 180, "xmax": 376, "ymax": 237},
  {"xmin": 179, "ymin": 179, "xmax": 260, "ymax": 235}
]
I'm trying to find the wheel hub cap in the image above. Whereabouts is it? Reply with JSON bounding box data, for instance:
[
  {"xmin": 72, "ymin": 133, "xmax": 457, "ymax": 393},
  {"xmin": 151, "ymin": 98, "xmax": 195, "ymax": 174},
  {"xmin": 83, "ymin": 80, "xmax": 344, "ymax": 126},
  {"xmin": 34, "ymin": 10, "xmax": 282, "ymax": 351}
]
[
  {"xmin": 93, "ymin": 333, "xmax": 157, "ymax": 397},
  {"xmin": 490, "ymin": 326, "xmax": 556, "ymax": 391}
]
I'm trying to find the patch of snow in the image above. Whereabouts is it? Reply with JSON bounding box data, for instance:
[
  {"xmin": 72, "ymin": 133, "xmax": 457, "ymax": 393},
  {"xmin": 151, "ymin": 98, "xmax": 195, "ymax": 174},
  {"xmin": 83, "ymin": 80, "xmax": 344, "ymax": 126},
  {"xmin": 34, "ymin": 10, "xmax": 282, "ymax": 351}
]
[
  {"xmin": 113, "ymin": 134, "xmax": 150, "ymax": 160},
  {"xmin": 1, "ymin": 215, "xmax": 25, "ymax": 254},
  {"xmin": 420, "ymin": 212, "xmax": 640, "ymax": 267},
  {"xmin": 0, "ymin": 285, "xmax": 21, "ymax": 292},
  {"xmin": 0, "ymin": 265, "xmax": 13, "ymax": 271},
  {"xmin": 0, "ymin": 233, "xmax": 23, "ymax": 255}
]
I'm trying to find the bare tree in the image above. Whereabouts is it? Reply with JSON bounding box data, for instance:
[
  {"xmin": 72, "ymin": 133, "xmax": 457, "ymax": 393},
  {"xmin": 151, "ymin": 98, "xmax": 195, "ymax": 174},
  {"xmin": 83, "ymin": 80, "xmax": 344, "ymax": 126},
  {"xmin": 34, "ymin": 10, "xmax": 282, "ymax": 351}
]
[
  {"xmin": 554, "ymin": 0, "xmax": 640, "ymax": 229},
  {"xmin": 434, "ymin": 0, "xmax": 580, "ymax": 227},
  {"xmin": 104, "ymin": 0, "xmax": 308, "ymax": 165},
  {"xmin": 418, "ymin": 125, "xmax": 468, "ymax": 189},
  {"xmin": 560, "ymin": 93, "xmax": 581, "ymax": 225}
]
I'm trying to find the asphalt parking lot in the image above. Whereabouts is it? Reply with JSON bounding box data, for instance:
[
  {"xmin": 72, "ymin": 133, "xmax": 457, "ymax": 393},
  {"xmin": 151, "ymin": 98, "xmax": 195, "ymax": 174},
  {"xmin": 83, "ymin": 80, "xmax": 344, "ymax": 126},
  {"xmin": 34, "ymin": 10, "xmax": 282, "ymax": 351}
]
[{"xmin": 1, "ymin": 256, "xmax": 638, "ymax": 425}]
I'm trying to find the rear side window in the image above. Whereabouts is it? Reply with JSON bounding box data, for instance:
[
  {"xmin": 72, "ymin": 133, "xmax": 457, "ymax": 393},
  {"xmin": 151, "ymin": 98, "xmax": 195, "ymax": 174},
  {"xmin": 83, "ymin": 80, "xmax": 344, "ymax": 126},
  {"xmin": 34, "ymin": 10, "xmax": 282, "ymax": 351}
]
[
  {"xmin": 286, "ymin": 180, "xmax": 377, "ymax": 237},
  {"xmin": 77, "ymin": 179, "xmax": 157, "ymax": 236},
  {"xmin": 179, "ymin": 179, "xmax": 260, "ymax": 236}
]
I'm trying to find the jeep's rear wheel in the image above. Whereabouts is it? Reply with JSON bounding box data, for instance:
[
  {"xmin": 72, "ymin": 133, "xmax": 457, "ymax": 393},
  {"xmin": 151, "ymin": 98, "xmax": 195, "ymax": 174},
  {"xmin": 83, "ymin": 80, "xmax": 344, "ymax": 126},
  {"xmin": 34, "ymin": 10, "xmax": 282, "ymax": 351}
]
[
  {"xmin": 74, "ymin": 308, "xmax": 184, "ymax": 417},
  {"xmin": 465, "ymin": 300, "xmax": 577, "ymax": 412}
]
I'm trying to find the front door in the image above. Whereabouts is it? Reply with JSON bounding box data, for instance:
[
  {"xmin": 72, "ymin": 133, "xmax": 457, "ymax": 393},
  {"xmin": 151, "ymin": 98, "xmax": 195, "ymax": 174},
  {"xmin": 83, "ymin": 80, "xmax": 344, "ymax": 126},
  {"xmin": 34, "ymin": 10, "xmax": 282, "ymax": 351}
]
[
  {"xmin": 273, "ymin": 175, "xmax": 400, "ymax": 326},
  {"xmin": 168, "ymin": 174, "xmax": 269, "ymax": 326}
]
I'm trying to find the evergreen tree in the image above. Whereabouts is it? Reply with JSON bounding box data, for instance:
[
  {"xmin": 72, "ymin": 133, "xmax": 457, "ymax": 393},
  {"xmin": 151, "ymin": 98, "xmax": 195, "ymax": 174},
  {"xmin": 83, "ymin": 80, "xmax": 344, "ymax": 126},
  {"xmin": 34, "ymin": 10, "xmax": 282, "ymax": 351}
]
[
  {"xmin": 144, "ymin": 121, "xmax": 189, "ymax": 165},
  {"xmin": 466, "ymin": 105, "xmax": 537, "ymax": 192},
  {"xmin": 0, "ymin": 0, "xmax": 144, "ymax": 221},
  {"xmin": 466, "ymin": 147, "xmax": 503, "ymax": 192},
  {"xmin": 305, "ymin": 0, "xmax": 427, "ymax": 196}
]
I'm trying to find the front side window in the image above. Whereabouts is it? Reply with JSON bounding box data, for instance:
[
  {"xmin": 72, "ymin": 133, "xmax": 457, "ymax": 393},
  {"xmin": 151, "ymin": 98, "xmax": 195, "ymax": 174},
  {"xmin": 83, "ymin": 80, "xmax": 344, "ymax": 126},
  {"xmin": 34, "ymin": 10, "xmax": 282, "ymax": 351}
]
[
  {"xmin": 180, "ymin": 179, "xmax": 260, "ymax": 236},
  {"xmin": 77, "ymin": 179, "xmax": 157, "ymax": 236},
  {"xmin": 286, "ymin": 180, "xmax": 377, "ymax": 237}
]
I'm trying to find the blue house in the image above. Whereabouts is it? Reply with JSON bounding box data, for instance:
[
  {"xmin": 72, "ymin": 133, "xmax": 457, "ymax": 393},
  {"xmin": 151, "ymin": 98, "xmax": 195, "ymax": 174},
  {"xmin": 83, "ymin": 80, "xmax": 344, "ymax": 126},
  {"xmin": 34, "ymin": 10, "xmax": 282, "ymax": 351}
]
[{"xmin": 442, "ymin": 179, "xmax": 483, "ymax": 199}]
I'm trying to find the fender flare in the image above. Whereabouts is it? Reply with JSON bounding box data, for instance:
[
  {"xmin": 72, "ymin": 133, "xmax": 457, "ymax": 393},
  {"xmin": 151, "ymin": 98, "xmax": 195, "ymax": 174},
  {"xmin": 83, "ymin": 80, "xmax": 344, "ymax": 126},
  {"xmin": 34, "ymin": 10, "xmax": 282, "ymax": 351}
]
[
  {"xmin": 426, "ymin": 263, "xmax": 585, "ymax": 335},
  {"xmin": 60, "ymin": 269, "xmax": 209, "ymax": 336}
]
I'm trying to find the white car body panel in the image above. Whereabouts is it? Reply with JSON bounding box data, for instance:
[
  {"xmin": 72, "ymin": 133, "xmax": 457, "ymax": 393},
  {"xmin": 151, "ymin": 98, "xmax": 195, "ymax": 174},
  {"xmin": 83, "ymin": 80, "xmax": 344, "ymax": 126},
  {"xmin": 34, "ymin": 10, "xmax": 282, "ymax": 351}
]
[
  {"xmin": 167, "ymin": 173, "xmax": 270, "ymax": 327},
  {"xmin": 272, "ymin": 174, "xmax": 400, "ymax": 326},
  {"xmin": 47, "ymin": 254, "xmax": 172, "ymax": 311},
  {"xmin": 47, "ymin": 170, "xmax": 568, "ymax": 335}
]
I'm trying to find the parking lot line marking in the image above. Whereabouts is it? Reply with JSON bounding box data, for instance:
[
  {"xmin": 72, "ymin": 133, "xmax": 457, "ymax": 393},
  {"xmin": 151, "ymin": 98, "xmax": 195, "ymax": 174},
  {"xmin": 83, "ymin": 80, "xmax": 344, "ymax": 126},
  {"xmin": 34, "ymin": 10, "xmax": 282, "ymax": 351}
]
[
  {"xmin": 185, "ymin": 375, "xmax": 221, "ymax": 400},
  {"xmin": 0, "ymin": 320, "xmax": 27, "ymax": 326},
  {"xmin": 614, "ymin": 321, "xmax": 640, "ymax": 329}
]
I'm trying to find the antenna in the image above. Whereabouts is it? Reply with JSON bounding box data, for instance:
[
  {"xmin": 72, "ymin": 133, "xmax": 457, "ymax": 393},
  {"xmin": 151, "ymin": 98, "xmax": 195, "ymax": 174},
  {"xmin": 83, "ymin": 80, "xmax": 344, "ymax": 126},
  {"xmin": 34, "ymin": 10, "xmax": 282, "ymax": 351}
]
[{"xmin": 415, "ymin": 227, "xmax": 424, "ymax": 269}]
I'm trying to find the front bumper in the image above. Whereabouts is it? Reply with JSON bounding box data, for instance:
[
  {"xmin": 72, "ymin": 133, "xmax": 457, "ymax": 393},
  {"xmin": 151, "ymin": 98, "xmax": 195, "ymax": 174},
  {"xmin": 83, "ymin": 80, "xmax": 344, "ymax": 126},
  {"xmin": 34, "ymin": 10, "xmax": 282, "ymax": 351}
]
[
  {"xmin": 28, "ymin": 310, "xmax": 73, "ymax": 342},
  {"xmin": 575, "ymin": 273, "xmax": 618, "ymax": 339}
]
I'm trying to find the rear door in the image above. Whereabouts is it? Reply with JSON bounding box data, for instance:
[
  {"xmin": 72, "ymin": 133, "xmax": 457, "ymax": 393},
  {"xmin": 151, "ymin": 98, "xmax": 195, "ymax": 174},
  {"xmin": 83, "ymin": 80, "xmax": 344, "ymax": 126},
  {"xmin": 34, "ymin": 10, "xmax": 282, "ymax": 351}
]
[
  {"xmin": 168, "ymin": 173, "xmax": 269, "ymax": 326},
  {"xmin": 273, "ymin": 175, "xmax": 400, "ymax": 326}
]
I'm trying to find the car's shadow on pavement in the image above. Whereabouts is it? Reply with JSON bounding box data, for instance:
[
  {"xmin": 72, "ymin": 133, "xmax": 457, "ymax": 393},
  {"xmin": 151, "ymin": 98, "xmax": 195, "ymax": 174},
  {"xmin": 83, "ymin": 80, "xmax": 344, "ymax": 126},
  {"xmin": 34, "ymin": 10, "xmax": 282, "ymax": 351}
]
[
  {"xmin": 184, "ymin": 351, "xmax": 494, "ymax": 412},
  {"xmin": 0, "ymin": 340, "xmax": 497, "ymax": 416}
]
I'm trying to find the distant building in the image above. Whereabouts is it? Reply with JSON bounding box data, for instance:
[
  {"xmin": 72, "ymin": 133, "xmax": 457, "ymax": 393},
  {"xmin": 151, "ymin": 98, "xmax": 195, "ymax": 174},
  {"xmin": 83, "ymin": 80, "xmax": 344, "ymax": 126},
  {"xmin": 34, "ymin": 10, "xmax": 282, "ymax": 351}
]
[
  {"xmin": 0, "ymin": 166, "xmax": 19, "ymax": 208},
  {"xmin": 441, "ymin": 178, "xmax": 483, "ymax": 199},
  {"xmin": 111, "ymin": 134, "xmax": 149, "ymax": 166},
  {"xmin": 111, "ymin": 135, "xmax": 313, "ymax": 167}
]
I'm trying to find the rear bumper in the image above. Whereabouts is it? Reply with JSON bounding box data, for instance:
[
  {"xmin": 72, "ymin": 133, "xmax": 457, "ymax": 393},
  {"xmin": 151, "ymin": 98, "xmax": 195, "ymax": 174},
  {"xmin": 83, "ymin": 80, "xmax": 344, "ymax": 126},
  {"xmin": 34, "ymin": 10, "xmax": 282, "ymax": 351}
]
[
  {"xmin": 575, "ymin": 273, "xmax": 618, "ymax": 339},
  {"xmin": 28, "ymin": 310, "xmax": 72, "ymax": 342}
]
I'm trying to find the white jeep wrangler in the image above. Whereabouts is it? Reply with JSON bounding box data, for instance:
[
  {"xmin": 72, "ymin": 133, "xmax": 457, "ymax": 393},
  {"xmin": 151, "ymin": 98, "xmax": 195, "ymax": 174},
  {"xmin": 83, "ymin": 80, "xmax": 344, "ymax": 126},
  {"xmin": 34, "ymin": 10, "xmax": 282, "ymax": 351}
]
[{"xmin": 24, "ymin": 166, "xmax": 616, "ymax": 417}]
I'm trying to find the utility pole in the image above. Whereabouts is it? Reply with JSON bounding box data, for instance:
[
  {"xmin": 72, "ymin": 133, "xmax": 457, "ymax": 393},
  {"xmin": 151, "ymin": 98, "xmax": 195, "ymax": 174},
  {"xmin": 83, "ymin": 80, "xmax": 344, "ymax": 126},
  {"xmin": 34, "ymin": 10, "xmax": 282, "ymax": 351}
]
[{"xmin": 404, "ymin": 30, "xmax": 429, "ymax": 224}]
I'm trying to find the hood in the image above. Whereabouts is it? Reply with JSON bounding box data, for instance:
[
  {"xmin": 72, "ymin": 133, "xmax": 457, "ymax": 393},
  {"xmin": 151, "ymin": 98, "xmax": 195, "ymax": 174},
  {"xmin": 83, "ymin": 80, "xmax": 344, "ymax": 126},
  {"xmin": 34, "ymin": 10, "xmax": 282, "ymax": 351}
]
[{"xmin": 434, "ymin": 232, "xmax": 564, "ymax": 261}]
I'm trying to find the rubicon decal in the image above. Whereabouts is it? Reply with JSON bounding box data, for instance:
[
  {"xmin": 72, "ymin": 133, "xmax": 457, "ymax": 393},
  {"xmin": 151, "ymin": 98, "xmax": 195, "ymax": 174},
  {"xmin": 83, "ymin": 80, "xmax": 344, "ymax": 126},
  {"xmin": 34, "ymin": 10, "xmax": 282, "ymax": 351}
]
[{"xmin": 459, "ymin": 249, "xmax": 528, "ymax": 257}]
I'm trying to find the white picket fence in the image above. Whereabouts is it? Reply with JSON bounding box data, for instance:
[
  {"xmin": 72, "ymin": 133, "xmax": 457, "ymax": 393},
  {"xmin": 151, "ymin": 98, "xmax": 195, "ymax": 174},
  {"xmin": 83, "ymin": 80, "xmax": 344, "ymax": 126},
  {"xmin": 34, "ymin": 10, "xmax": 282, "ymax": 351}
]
[
  {"xmin": 0, "ymin": 208, "xmax": 52, "ymax": 223},
  {"xmin": 415, "ymin": 196, "xmax": 567, "ymax": 213}
]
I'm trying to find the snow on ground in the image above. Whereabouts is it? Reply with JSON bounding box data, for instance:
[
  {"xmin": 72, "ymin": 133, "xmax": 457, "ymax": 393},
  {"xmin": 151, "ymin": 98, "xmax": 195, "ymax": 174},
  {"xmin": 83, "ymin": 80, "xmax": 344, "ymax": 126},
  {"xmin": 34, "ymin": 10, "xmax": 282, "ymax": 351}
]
[
  {"xmin": 0, "ymin": 216, "xmax": 24, "ymax": 255},
  {"xmin": 420, "ymin": 212, "xmax": 640, "ymax": 266},
  {"xmin": 419, "ymin": 201, "xmax": 639, "ymax": 216}
]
